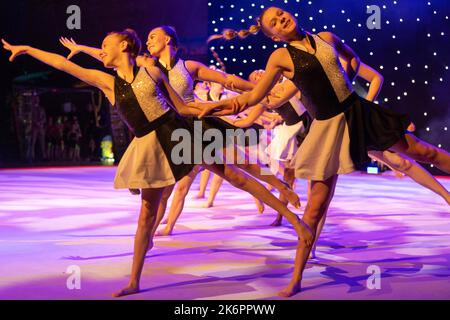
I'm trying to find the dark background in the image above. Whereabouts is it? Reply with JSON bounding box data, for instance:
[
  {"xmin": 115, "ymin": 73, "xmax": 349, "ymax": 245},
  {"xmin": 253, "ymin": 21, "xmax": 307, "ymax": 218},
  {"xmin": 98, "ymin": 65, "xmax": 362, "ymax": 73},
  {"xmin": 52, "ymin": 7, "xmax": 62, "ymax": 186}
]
[
  {"xmin": 0, "ymin": 0, "xmax": 448, "ymax": 175},
  {"xmin": 0, "ymin": 0, "xmax": 208, "ymax": 165}
]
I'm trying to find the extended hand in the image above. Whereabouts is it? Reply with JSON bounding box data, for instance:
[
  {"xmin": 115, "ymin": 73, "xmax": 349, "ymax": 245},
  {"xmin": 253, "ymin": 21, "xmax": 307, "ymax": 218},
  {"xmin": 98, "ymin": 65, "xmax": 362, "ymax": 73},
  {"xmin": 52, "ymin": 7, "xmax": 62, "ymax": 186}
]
[
  {"xmin": 198, "ymin": 102, "xmax": 220, "ymax": 119},
  {"xmin": 2, "ymin": 39, "xmax": 28, "ymax": 62},
  {"xmin": 59, "ymin": 37, "xmax": 80, "ymax": 59}
]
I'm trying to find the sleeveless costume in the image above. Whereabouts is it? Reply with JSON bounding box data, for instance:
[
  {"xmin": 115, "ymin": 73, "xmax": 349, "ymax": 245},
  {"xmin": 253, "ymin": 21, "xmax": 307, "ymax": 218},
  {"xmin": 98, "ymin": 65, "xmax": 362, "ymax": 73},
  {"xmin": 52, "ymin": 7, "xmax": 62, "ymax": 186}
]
[
  {"xmin": 113, "ymin": 66, "xmax": 196, "ymax": 189},
  {"xmin": 286, "ymin": 34, "xmax": 410, "ymax": 180}
]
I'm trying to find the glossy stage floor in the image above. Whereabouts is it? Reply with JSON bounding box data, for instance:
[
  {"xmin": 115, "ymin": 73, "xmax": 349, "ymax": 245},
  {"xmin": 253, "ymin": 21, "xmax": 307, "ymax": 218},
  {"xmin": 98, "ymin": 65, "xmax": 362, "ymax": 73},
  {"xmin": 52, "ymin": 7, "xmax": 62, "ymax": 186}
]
[{"xmin": 0, "ymin": 166, "xmax": 449, "ymax": 300}]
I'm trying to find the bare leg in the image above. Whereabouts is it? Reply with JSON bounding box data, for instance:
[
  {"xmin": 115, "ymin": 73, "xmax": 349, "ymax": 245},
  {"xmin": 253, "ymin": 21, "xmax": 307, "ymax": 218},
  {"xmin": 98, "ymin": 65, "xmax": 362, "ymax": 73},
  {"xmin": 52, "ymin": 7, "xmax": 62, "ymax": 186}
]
[
  {"xmin": 113, "ymin": 187, "xmax": 165, "ymax": 298},
  {"xmin": 156, "ymin": 166, "xmax": 201, "ymax": 236},
  {"xmin": 152, "ymin": 185, "xmax": 175, "ymax": 231},
  {"xmin": 389, "ymin": 133, "xmax": 450, "ymax": 173},
  {"xmin": 204, "ymin": 163, "xmax": 313, "ymax": 245},
  {"xmin": 369, "ymin": 150, "xmax": 450, "ymax": 205},
  {"xmin": 196, "ymin": 169, "xmax": 210, "ymax": 199},
  {"xmin": 309, "ymin": 179, "xmax": 336, "ymax": 259},
  {"xmin": 271, "ymin": 166, "xmax": 296, "ymax": 226},
  {"xmin": 279, "ymin": 174, "xmax": 338, "ymax": 297},
  {"xmin": 238, "ymin": 162, "xmax": 301, "ymax": 208},
  {"xmin": 253, "ymin": 196, "xmax": 265, "ymax": 214},
  {"xmin": 205, "ymin": 174, "xmax": 224, "ymax": 207}
]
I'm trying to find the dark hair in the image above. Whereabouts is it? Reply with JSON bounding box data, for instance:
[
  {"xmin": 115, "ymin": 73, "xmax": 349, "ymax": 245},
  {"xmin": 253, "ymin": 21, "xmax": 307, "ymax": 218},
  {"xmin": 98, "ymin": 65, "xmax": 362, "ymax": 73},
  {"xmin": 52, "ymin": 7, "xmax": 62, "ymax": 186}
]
[
  {"xmin": 108, "ymin": 28, "xmax": 142, "ymax": 58},
  {"xmin": 158, "ymin": 25, "xmax": 180, "ymax": 49},
  {"xmin": 207, "ymin": 8, "xmax": 271, "ymax": 43}
]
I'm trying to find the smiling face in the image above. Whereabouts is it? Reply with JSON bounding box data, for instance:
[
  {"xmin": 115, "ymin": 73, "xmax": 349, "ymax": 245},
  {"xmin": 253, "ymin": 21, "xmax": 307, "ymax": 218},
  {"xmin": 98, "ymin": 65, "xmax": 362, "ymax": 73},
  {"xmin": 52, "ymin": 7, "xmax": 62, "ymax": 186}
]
[
  {"xmin": 146, "ymin": 28, "xmax": 170, "ymax": 57},
  {"xmin": 260, "ymin": 7, "xmax": 298, "ymax": 41},
  {"xmin": 99, "ymin": 34, "xmax": 125, "ymax": 68}
]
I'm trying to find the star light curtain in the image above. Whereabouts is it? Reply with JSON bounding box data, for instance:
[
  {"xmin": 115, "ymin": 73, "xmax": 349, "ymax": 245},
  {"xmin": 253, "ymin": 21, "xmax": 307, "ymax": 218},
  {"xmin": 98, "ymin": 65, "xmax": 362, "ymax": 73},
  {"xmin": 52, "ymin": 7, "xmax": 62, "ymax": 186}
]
[{"xmin": 207, "ymin": 0, "xmax": 449, "ymax": 174}]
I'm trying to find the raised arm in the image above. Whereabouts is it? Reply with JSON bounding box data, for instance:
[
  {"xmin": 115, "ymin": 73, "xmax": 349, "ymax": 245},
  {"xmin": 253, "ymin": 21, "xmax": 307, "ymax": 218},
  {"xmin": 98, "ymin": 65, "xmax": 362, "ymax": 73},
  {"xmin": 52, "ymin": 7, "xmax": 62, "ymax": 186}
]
[
  {"xmin": 318, "ymin": 31, "xmax": 361, "ymax": 81},
  {"xmin": 60, "ymin": 37, "xmax": 154, "ymax": 69},
  {"xmin": 186, "ymin": 60, "xmax": 255, "ymax": 92},
  {"xmin": 59, "ymin": 37, "xmax": 103, "ymax": 61},
  {"xmin": 3, "ymin": 39, "xmax": 114, "ymax": 102}
]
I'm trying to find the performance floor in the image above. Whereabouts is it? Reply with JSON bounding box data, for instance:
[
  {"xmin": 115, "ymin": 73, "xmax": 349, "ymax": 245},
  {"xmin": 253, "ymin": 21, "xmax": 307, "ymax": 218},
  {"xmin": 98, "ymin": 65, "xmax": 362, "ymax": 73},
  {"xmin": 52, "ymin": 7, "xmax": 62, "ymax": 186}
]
[{"xmin": 0, "ymin": 166, "xmax": 449, "ymax": 300}]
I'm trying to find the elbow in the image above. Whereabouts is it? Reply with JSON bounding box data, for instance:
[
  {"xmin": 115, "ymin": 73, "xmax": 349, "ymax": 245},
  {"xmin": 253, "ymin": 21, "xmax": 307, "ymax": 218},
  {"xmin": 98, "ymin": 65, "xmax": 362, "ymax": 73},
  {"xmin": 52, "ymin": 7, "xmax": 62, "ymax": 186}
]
[{"xmin": 377, "ymin": 75, "xmax": 384, "ymax": 87}]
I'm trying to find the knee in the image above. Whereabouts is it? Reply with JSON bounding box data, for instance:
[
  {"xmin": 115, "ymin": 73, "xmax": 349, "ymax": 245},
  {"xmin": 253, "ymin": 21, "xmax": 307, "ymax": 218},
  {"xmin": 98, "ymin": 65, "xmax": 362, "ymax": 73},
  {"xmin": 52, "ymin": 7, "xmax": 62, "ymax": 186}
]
[
  {"xmin": 389, "ymin": 156, "xmax": 413, "ymax": 172},
  {"xmin": 225, "ymin": 168, "xmax": 247, "ymax": 189},
  {"xmin": 174, "ymin": 184, "xmax": 190, "ymax": 198},
  {"xmin": 421, "ymin": 145, "xmax": 438, "ymax": 162},
  {"xmin": 138, "ymin": 202, "xmax": 157, "ymax": 228},
  {"xmin": 304, "ymin": 201, "xmax": 327, "ymax": 221},
  {"xmin": 160, "ymin": 190, "xmax": 172, "ymax": 203}
]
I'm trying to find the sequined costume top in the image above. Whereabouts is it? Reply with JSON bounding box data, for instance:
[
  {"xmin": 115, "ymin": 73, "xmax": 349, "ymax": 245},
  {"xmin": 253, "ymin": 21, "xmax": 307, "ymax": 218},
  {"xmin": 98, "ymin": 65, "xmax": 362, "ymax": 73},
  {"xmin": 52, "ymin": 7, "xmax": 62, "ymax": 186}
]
[
  {"xmin": 157, "ymin": 57, "xmax": 195, "ymax": 103},
  {"xmin": 286, "ymin": 34, "xmax": 355, "ymax": 120},
  {"xmin": 114, "ymin": 66, "xmax": 173, "ymax": 137}
]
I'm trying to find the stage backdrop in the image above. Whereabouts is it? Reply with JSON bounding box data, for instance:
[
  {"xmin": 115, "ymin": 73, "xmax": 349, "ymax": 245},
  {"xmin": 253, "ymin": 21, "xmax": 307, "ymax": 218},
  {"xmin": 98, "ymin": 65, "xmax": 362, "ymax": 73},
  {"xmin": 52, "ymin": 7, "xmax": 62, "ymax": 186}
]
[
  {"xmin": 207, "ymin": 0, "xmax": 449, "ymax": 175},
  {"xmin": 0, "ymin": 0, "xmax": 208, "ymax": 165}
]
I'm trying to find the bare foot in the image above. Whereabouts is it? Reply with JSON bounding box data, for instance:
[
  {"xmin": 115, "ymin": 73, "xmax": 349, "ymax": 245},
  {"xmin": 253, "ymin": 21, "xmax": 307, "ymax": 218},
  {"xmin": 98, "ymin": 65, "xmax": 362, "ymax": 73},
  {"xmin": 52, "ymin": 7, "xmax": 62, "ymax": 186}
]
[
  {"xmin": 112, "ymin": 285, "xmax": 140, "ymax": 298},
  {"xmin": 280, "ymin": 185, "xmax": 301, "ymax": 209},
  {"xmin": 255, "ymin": 199, "xmax": 265, "ymax": 214},
  {"xmin": 155, "ymin": 226, "xmax": 173, "ymax": 236},
  {"xmin": 270, "ymin": 216, "xmax": 282, "ymax": 227},
  {"xmin": 278, "ymin": 280, "xmax": 301, "ymax": 298},
  {"xmin": 203, "ymin": 201, "xmax": 213, "ymax": 208},
  {"xmin": 194, "ymin": 193, "xmax": 205, "ymax": 199}
]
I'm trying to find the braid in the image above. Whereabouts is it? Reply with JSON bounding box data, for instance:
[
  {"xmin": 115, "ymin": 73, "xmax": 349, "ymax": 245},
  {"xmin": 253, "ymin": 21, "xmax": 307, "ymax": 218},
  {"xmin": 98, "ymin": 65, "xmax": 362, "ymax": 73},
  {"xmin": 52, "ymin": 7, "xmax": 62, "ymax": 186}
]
[
  {"xmin": 207, "ymin": 7, "xmax": 271, "ymax": 43},
  {"xmin": 207, "ymin": 24, "xmax": 261, "ymax": 43}
]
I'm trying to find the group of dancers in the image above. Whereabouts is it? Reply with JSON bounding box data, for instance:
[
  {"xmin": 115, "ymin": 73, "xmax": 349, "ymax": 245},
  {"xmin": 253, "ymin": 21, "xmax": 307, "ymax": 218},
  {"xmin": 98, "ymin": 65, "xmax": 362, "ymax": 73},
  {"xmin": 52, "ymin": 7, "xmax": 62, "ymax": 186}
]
[{"xmin": 3, "ymin": 5, "xmax": 449, "ymax": 298}]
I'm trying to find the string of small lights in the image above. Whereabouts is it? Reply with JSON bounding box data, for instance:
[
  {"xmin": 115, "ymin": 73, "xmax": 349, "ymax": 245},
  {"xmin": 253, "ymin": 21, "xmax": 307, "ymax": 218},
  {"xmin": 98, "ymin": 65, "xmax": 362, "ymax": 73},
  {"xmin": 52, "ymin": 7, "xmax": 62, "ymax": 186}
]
[{"xmin": 207, "ymin": 0, "xmax": 449, "ymax": 174}]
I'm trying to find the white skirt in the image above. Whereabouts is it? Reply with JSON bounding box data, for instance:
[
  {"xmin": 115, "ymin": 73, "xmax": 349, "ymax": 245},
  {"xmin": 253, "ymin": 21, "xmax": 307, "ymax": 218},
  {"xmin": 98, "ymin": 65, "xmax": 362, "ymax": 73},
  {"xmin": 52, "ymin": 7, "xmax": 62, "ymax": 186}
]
[
  {"xmin": 266, "ymin": 121, "xmax": 306, "ymax": 163},
  {"xmin": 114, "ymin": 132, "xmax": 176, "ymax": 189},
  {"xmin": 289, "ymin": 113, "xmax": 356, "ymax": 181}
]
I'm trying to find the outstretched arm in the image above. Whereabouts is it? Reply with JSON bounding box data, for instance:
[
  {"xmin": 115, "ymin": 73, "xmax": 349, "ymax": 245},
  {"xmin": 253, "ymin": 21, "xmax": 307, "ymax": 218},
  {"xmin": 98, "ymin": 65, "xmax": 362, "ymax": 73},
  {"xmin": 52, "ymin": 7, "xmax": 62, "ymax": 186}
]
[
  {"xmin": 232, "ymin": 104, "xmax": 266, "ymax": 128},
  {"xmin": 59, "ymin": 37, "xmax": 154, "ymax": 69},
  {"xmin": 59, "ymin": 37, "xmax": 103, "ymax": 61},
  {"xmin": 3, "ymin": 39, "xmax": 114, "ymax": 102},
  {"xmin": 149, "ymin": 66, "xmax": 204, "ymax": 117},
  {"xmin": 264, "ymin": 80, "xmax": 300, "ymax": 109},
  {"xmin": 198, "ymin": 49, "xmax": 285, "ymax": 118},
  {"xmin": 186, "ymin": 60, "xmax": 255, "ymax": 92}
]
